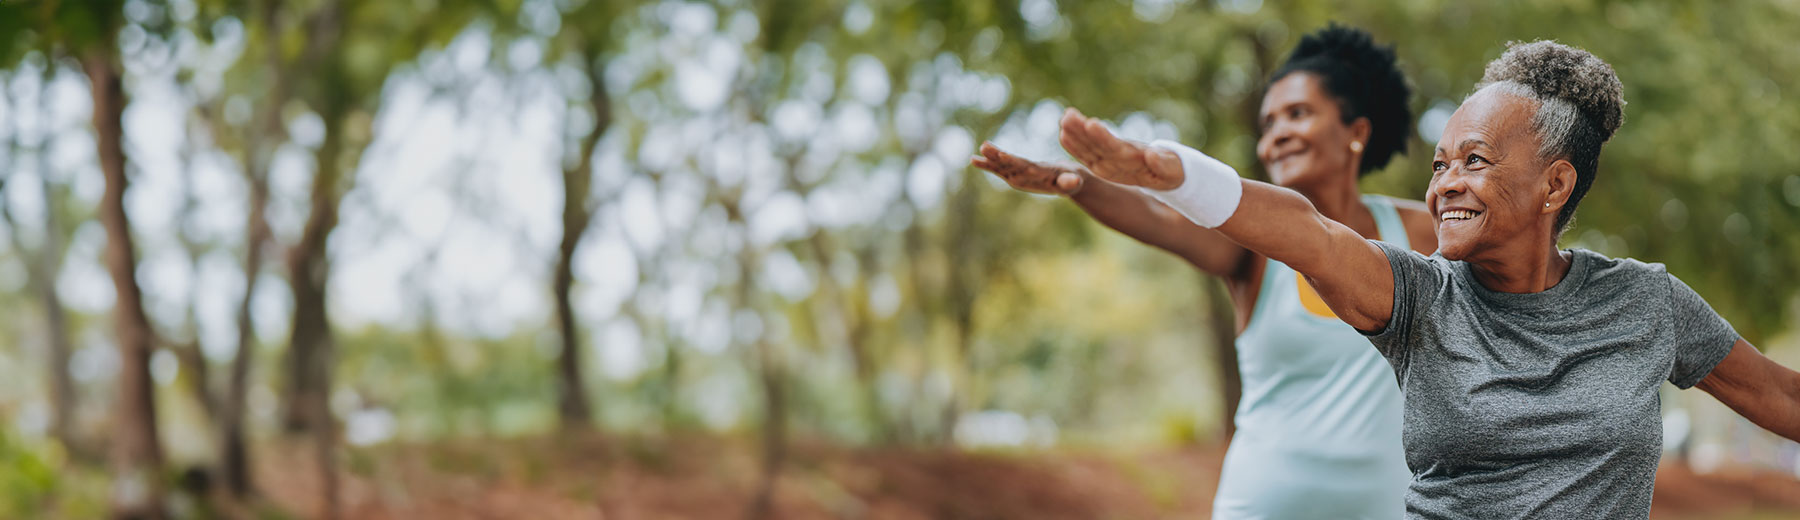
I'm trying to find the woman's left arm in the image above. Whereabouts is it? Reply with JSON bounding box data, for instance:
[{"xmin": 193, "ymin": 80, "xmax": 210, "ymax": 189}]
[{"xmin": 1695, "ymin": 339, "xmax": 1800, "ymax": 441}]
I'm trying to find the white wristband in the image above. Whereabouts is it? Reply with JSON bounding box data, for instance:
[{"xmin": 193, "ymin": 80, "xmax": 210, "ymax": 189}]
[{"xmin": 1138, "ymin": 140, "xmax": 1242, "ymax": 228}]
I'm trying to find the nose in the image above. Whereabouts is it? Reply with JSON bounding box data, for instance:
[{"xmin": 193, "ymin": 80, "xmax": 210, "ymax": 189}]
[
  {"xmin": 1432, "ymin": 165, "xmax": 1467, "ymax": 200},
  {"xmin": 1258, "ymin": 123, "xmax": 1294, "ymax": 161}
]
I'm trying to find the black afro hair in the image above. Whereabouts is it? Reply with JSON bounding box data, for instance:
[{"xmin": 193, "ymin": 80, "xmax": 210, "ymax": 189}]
[{"xmin": 1268, "ymin": 23, "xmax": 1414, "ymax": 176}]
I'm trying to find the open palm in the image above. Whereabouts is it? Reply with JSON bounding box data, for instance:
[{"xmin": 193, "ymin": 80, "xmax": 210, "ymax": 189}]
[{"xmin": 970, "ymin": 142, "xmax": 1086, "ymax": 195}]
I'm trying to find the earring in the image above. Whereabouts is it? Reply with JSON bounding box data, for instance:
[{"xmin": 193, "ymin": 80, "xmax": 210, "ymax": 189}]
[
  {"xmin": 1349, "ymin": 141, "xmax": 1364, "ymax": 153},
  {"xmin": 1545, "ymin": 202, "xmax": 1551, "ymax": 207}
]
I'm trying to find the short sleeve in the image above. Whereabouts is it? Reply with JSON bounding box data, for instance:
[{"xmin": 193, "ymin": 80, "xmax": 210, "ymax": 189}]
[
  {"xmin": 1666, "ymin": 274, "xmax": 1740, "ymax": 389},
  {"xmin": 1362, "ymin": 240, "xmax": 1449, "ymax": 370}
]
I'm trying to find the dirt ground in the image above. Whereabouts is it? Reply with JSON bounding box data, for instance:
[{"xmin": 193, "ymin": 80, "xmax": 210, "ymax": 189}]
[{"xmin": 251, "ymin": 433, "xmax": 1800, "ymax": 519}]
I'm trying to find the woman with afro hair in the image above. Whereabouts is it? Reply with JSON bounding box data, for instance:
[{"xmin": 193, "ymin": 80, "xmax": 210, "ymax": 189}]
[{"xmin": 973, "ymin": 24, "xmax": 1427, "ymax": 519}]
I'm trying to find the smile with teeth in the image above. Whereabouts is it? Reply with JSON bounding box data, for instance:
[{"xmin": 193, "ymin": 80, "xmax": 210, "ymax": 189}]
[{"xmin": 1441, "ymin": 210, "xmax": 1480, "ymax": 221}]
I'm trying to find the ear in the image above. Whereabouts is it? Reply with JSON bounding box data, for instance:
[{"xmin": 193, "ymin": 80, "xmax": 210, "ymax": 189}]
[
  {"xmin": 1543, "ymin": 159, "xmax": 1578, "ymax": 215},
  {"xmin": 1348, "ymin": 117, "xmax": 1373, "ymax": 149}
]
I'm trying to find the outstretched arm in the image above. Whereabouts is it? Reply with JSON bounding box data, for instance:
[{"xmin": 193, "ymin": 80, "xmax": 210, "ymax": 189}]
[
  {"xmin": 1058, "ymin": 108, "xmax": 1397, "ymax": 331},
  {"xmin": 1696, "ymin": 340, "xmax": 1800, "ymax": 441},
  {"xmin": 970, "ymin": 142, "xmax": 1250, "ymax": 277}
]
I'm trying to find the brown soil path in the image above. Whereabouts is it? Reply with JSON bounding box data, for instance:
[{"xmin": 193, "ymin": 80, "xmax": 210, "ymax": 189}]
[{"xmin": 252, "ymin": 434, "xmax": 1800, "ymax": 519}]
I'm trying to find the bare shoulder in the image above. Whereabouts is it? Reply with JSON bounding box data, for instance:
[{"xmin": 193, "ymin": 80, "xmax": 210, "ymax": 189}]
[{"xmin": 1387, "ymin": 197, "xmax": 1440, "ymax": 255}]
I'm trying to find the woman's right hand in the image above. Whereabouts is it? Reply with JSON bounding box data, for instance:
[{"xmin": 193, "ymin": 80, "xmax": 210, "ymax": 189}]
[{"xmin": 970, "ymin": 141, "xmax": 1087, "ymax": 196}]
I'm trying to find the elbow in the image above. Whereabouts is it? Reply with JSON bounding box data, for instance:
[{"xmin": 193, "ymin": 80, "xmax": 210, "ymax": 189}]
[
  {"xmin": 1757, "ymin": 370, "xmax": 1800, "ymax": 442},
  {"xmin": 1784, "ymin": 374, "xmax": 1800, "ymax": 440}
]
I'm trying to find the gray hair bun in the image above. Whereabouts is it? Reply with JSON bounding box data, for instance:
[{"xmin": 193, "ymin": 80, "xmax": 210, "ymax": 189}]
[{"xmin": 1480, "ymin": 40, "xmax": 1625, "ymax": 140}]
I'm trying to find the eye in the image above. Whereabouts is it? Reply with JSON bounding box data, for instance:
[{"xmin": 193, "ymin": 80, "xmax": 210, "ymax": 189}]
[
  {"xmin": 1432, "ymin": 160, "xmax": 1447, "ymax": 173},
  {"xmin": 1466, "ymin": 154, "xmax": 1487, "ymax": 166}
]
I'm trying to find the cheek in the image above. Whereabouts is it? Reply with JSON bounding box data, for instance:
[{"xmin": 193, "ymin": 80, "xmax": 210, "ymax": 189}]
[
  {"xmin": 1293, "ymin": 120, "xmax": 1323, "ymax": 143},
  {"xmin": 1302, "ymin": 120, "xmax": 1345, "ymax": 148},
  {"xmin": 1486, "ymin": 179, "xmax": 1532, "ymax": 217}
]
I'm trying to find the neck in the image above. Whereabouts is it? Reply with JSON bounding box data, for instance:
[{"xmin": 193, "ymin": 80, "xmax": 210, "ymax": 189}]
[
  {"xmin": 1292, "ymin": 172, "xmax": 1373, "ymax": 238},
  {"xmin": 1467, "ymin": 231, "xmax": 1572, "ymax": 293}
]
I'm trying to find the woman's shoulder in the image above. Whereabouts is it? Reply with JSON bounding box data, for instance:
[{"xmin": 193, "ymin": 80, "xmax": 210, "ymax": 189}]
[
  {"xmin": 1383, "ymin": 197, "xmax": 1441, "ymax": 255},
  {"xmin": 1570, "ymin": 249, "xmax": 1674, "ymax": 297},
  {"xmin": 1575, "ymin": 249, "xmax": 1669, "ymax": 276}
]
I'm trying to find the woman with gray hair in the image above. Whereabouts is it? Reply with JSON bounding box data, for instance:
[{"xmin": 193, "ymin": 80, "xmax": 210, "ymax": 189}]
[{"xmin": 1052, "ymin": 40, "xmax": 1800, "ymax": 517}]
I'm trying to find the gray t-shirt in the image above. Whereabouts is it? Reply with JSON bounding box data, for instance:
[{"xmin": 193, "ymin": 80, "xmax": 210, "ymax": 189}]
[{"xmin": 1365, "ymin": 241, "xmax": 1738, "ymax": 519}]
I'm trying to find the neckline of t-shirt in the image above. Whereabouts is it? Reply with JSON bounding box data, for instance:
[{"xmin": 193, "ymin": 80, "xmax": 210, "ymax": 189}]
[{"xmin": 1453, "ymin": 249, "xmax": 1592, "ymax": 310}]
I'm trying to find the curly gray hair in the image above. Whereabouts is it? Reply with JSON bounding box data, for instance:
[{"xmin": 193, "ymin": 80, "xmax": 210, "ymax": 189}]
[{"xmin": 1474, "ymin": 40, "xmax": 1626, "ymax": 234}]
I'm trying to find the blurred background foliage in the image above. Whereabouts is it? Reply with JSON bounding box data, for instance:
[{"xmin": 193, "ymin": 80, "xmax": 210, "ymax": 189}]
[{"xmin": 2, "ymin": 0, "xmax": 1800, "ymax": 517}]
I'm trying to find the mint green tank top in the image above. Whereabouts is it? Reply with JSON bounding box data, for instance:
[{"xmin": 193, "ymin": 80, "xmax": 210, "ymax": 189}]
[{"xmin": 1210, "ymin": 195, "xmax": 1412, "ymax": 520}]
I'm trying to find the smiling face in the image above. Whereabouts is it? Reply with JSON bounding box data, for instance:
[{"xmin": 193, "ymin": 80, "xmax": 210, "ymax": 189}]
[
  {"xmin": 1256, "ymin": 73, "xmax": 1369, "ymax": 189},
  {"xmin": 1428, "ymin": 88, "xmax": 1559, "ymax": 262}
]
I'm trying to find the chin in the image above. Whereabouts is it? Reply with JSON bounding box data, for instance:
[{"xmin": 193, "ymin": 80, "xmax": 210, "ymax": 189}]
[
  {"xmin": 1267, "ymin": 170, "xmax": 1297, "ymax": 187},
  {"xmin": 1269, "ymin": 166, "xmax": 1315, "ymax": 188},
  {"xmin": 1434, "ymin": 239, "xmax": 1475, "ymax": 261}
]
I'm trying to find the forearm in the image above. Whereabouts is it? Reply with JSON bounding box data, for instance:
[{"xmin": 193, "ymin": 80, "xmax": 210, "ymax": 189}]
[
  {"xmin": 1212, "ymin": 180, "xmax": 1362, "ymax": 277},
  {"xmin": 1723, "ymin": 372, "xmax": 1800, "ymax": 441},
  {"xmin": 1697, "ymin": 340, "xmax": 1800, "ymax": 441},
  {"xmin": 1719, "ymin": 385, "xmax": 1800, "ymax": 441},
  {"xmin": 1068, "ymin": 174, "xmax": 1242, "ymax": 274},
  {"xmin": 1778, "ymin": 381, "xmax": 1800, "ymax": 440},
  {"xmin": 1068, "ymin": 173, "xmax": 1172, "ymax": 241},
  {"xmin": 1765, "ymin": 378, "xmax": 1800, "ymax": 440}
]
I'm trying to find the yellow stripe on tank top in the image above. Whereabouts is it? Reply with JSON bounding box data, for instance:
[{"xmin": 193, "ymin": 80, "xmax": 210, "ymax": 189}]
[{"xmin": 1297, "ymin": 271, "xmax": 1338, "ymax": 319}]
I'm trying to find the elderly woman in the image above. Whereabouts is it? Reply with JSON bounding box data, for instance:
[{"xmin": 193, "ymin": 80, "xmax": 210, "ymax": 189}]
[
  {"xmin": 975, "ymin": 25, "xmax": 1427, "ymax": 519},
  {"xmin": 1057, "ymin": 40, "xmax": 1800, "ymax": 517}
]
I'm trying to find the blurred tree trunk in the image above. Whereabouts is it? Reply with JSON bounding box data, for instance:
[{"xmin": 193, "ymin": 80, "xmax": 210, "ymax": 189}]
[
  {"xmin": 213, "ymin": 0, "xmax": 315, "ymax": 499},
  {"xmin": 644, "ymin": 270, "xmax": 681, "ymax": 430},
  {"xmin": 720, "ymin": 197, "xmax": 784, "ymax": 520},
  {"xmin": 279, "ymin": 128, "xmax": 340, "ymax": 433},
  {"xmin": 172, "ymin": 132, "xmax": 218, "ymax": 421},
  {"xmin": 551, "ymin": 56, "xmax": 610, "ymax": 432},
  {"xmin": 890, "ymin": 139, "xmax": 940, "ymax": 445},
  {"xmin": 280, "ymin": 151, "xmax": 336, "ymax": 434},
  {"xmin": 940, "ymin": 185, "xmax": 980, "ymax": 446},
  {"xmin": 803, "ymin": 232, "xmax": 890, "ymax": 442},
  {"xmin": 168, "ymin": 340, "xmax": 214, "ymax": 417},
  {"xmin": 31, "ymin": 191, "xmax": 78, "ymax": 452},
  {"xmin": 275, "ymin": 0, "xmax": 346, "ymax": 438},
  {"xmin": 220, "ymin": 161, "xmax": 269, "ymax": 499},
  {"xmin": 748, "ymin": 343, "xmax": 786, "ymax": 520},
  {"xmin": 776, "ymin": 140, "xmax": 889, "ymax": 441},
  {"xmin": 934, "ymin": 108, "xmax": 1016, "ymax": 445},
  {"xmin": 0, "ymin": 161, "xmax": 79, "ymax": 456},
  {"xmin": 270, "ymin": 14, "xmax": 356, "ymax": 517},
  {"xmin": 283, "ymin": 109, "xmax": 346, "ymax": 519},
  {"xmin": 0, "ymin": 72, "xmax": 80, "ymax": 456},
  {"xmin": 84, "ymin": 48, "xmax": 168, "ymax": 520},
  {"xmin": 897, "ymin": 216, "xmax": 931, "ymax": 444}
]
